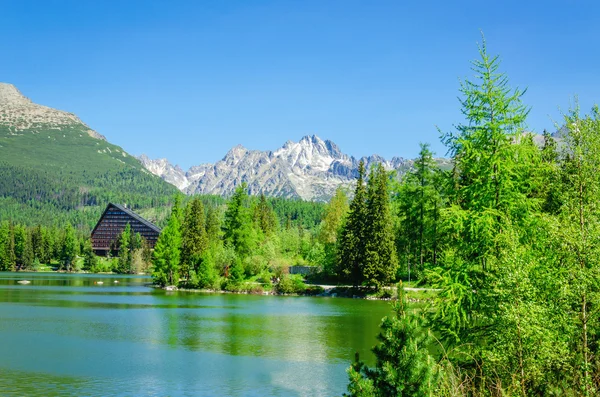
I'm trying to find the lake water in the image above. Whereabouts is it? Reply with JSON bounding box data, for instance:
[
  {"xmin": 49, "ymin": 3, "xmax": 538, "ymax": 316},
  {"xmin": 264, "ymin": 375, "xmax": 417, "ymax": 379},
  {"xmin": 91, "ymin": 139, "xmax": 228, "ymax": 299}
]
[{"xmin": 0, "ymin": 273, "xmax": 392, "ymax": 396}]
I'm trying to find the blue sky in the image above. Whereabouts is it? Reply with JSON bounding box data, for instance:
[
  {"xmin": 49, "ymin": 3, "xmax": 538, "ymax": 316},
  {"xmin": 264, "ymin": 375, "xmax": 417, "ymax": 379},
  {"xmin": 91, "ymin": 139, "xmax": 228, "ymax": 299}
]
[{"xmin": 1, "ymin": 1, "xmax": 598, "ymax": 169}]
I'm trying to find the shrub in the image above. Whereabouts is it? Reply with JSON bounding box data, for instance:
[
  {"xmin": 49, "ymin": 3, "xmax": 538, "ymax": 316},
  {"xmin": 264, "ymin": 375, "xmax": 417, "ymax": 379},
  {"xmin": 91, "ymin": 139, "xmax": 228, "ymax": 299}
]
[
  {"xmin": 243, "ymin": 255, "xmax": 267, "ymax": 277},
  {"xmin": 304, "ymin": 285, "xmax": 325, "ymax": 295},
  {"xmin": 276, "ymin": 274, "xmax": 307, "ymax": 294}
]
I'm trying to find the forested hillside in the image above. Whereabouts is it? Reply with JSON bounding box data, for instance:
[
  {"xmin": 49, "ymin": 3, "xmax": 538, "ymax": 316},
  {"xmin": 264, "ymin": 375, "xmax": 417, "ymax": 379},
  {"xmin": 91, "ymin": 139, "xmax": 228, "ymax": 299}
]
[{"xmin": 0, "ymin": 84, "xmax": 179, "ymax": 230}]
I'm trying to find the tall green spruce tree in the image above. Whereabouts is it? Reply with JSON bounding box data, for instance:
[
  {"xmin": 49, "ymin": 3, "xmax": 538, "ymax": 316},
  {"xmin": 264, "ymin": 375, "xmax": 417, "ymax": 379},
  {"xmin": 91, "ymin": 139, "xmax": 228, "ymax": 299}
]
[
  {"xmin": 363, "ymin": 164, "xmax": 398, "ymax": 290},
  {"xmin": 338, "ymin": 160, "xmax": 368, "ymax": 286},
  {"xmin": 180, "ymin": 197, "xmax": 208, "ymax": 283},
  {"xmin": 223, "ymin": 183, "xmax": 256, "ymax": 258},
  {"xmin": 152, "ymin": 196, "xmax": 183, "ymax": 286}
]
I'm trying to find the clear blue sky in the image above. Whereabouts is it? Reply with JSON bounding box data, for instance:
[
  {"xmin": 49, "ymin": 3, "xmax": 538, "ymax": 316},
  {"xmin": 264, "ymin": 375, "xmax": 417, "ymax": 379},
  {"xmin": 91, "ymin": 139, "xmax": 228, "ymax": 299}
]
[{"xmin": 1, "ymin": 1, "xmax": 598, "ymax": 169}]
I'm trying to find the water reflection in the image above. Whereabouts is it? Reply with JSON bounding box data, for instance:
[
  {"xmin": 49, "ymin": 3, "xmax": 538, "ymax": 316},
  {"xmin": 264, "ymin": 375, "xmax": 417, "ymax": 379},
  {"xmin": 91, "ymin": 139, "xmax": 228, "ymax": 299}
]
[{"xmin": 0, "ymin": 272, "xmax": 391, "ymax": 396}]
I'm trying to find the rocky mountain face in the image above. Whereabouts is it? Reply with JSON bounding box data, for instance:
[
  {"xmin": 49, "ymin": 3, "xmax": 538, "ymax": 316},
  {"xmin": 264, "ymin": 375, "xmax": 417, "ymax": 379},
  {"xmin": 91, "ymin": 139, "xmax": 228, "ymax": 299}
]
[
  {"xmin": 0, "ymin": 83, "xmax": 105, "ymax": 140},
  {"xmin": 139, "ymin": 135, "xmax": 451, "ymax": 201}
]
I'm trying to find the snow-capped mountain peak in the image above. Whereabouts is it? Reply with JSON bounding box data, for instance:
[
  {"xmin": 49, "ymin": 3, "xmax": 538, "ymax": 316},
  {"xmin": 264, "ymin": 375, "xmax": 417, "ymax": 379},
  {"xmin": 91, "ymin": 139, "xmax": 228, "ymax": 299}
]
[{"xmin": 138, "ymin": 135, "xmax": 449, "ymax": 201}]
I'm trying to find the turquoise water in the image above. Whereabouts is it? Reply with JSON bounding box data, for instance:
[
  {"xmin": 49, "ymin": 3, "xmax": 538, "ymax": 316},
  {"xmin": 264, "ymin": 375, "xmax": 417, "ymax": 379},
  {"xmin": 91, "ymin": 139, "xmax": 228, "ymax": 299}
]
[{"xmin": 0, "ymin": 273, "xmax": 391, "ymax": 396}]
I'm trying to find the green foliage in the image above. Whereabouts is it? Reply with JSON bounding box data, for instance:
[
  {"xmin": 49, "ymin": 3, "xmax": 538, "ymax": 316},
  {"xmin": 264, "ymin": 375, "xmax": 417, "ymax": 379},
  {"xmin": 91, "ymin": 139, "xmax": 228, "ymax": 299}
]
[
  {"xmin": 82, "ymin": 238, "xmax": 98, "ymax": 271},
  {"xmin": 180, "ymin": 197, "xmax": 208, "ymax": 283},
  {"xmin": 0, "ymin": 120, "xmax": 178, "ymax": 230},
  {"xmin": 338, "ymin": 160, "xmax": 368, "ymax": 286},
  {"xmin": 345, "ymin": 286, "xmax": 438, "ymax": 397},
  {"xmin": 554, "ymin": 104, "xmax": 600, "ymax": 395},
  {"xmin": 253, "ymin": 194, "xmax": 278, "ymax": 236},
  {"xmin": 0, "ymin": 221, "xmax": 15, "ymax": 271},
  {"xmin": 152, "ymin": 198, "xmax": 182, "ymax": 286},
  {"xmin": 337, "ymin": 161, "xmax": 398, "ymax": 290},
  {"xmin": 319, "ymin": 187, "xmax": 349, "ymax": 275},
  {"xmin": 117, "ymin": 223, "xmax": 132, "ymax": 273},
  {"xmin": 363, "ymin": 164, "xmax": 398, "ymax": 290},
  {"xmin": 394, "ymin": 143, "xmax": 444, "ymax": 280},
  {"xmin": 275, "ymin": 274, "xmax": 307, "ymax": 294},
  {"xmin": 223, "ymin": 184, "xmax": 257, "ymax": 258},
  {"xmin": 60, "ymin": 224, "xmax": 78, "ymax": 271}
]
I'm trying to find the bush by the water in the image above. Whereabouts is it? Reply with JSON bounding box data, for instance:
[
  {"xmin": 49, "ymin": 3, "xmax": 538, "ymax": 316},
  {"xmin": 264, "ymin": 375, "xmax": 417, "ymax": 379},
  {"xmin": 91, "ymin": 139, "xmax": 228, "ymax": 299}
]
[{"xmin": 275, "ymin": 274, "xmax": 307, "ymax": 294}]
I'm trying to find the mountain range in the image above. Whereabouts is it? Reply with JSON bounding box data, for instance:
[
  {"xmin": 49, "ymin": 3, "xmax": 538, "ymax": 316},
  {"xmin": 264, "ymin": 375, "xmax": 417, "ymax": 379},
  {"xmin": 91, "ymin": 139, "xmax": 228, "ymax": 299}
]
[
  {"xmin": 1, "ymin": 81, "xmax": 451, "ymax": 214},
  {"xmin": 138, "ymin": 136, "xmax": 451, "ymax": 201}
]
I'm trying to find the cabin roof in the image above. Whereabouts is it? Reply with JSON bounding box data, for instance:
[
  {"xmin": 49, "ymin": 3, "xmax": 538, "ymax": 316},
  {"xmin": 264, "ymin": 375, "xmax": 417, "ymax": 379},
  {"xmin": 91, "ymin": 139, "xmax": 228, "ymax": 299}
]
[{"xmin": 91, "ymin": 203, "xmax": 162, "ymax": 235}]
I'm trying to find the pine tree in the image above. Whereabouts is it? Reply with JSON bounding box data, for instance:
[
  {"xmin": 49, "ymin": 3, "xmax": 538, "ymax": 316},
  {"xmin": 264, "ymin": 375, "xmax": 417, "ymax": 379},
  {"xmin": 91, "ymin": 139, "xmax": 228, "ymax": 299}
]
[
  {"xmin": 223, "ymin": 183, "xmax": 256, "ymax": 258},
  {"xmin": 338, "ymin": 160, "xmax": 368, "ymax": 286},
  {"xmin": 152, "ymin": 198, "xmax": 182, "ymax": 286},
  {"xmin": 345, "ymin": 284, "xmax": 438, "ymax": 396},
  {"xmin": 181, "ymin": 197, "xmax": 208, "ymax": 283},
  {"xmin": 31, "ymin": 225, "xmax": 45, "ymax": 263},
  {"xmin": 363, "ymin": 164, "xmax": 398, "ymax": 290},
  {"xmin": 22, "ymin": 230, "xmax": 34, "ymax": 270}
]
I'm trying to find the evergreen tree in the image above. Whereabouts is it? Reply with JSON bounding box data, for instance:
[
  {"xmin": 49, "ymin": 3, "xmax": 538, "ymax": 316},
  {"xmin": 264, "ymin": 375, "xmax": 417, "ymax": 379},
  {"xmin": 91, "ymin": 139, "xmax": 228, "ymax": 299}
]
[
  {"xmin": 60, "ymin": 224, "xmax": 77, "ymax": 271},
  {"xmin": 31, "ymin": 225, "xmax": 45, "ymax": 263},
  {"xmin": 40, "ymin": 227, "xmax": 52, "ymax": 264},
  {"xmin": 152, "ymin": 198, "xmax": 182, "ymax": 286},
  {"xmin": 345, "ymin": 285, "xmax": 438, "ymax": 396},
  {"xmin": 253, "ymin": 194, "xmax": 278, "ymax": 236},
  {"xmin": 338, "ymin": 160, "xmax": 368, "ymax": 286},
  {"xmin": 320, "ymin": 187, "xmax": 349, "ymax": 276},
  {"xmin": 82, "ymin": 238, "xmax": 98, "ymax": 271},
  {"xmin": 223, "ymin": 183, "xmax": 256, "ymax": 258},
  {"xmin": 205, "ymin": 205, "xmax": 222, "ymax": 244},
  {"xmin": 394, "ymin": 143, "xmax": 442, "ymax": 279},
  {"xmin": 117, "ymin": 223, "xmax": 132, "ymax": 274},
  {"xmin": 14, "ymin": 224, "xmax": 28, "ymax": 270},
  {"xmin": 363, "ymin": 164, "xmax": 398, "ymax": 290},
  {"xmin": 181, "ymin": 197, "xmax": 208, "ymax": 283},
  {"xmin": 22, "ymin": 229, "xmax": 34, "ymax": 270},
  {"xmin": 319, "ymin": 187, "xmax": 349, "ymax": 245},
  {"xmin": 0, "ymin": 221, "xmax": 16, "ymax": 271}
]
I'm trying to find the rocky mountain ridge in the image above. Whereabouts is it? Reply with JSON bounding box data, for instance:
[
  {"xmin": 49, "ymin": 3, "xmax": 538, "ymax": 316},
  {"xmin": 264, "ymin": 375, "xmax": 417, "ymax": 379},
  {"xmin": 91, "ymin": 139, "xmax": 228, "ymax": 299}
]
[
  {"xmin": 139, "ymin": 135, "xmax": 451, "ymax": 201},
  {"xmin": 0, "ymin": 82, "xmax": 105, "ymax": 140}
]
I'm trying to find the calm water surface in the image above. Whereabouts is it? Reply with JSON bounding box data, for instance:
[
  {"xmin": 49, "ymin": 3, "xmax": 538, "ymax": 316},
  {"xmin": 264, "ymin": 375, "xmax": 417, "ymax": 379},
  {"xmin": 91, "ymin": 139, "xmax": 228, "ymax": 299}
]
[{"xmin": 0, "ymin": 273, "xmax": 391, "ymax": 396}]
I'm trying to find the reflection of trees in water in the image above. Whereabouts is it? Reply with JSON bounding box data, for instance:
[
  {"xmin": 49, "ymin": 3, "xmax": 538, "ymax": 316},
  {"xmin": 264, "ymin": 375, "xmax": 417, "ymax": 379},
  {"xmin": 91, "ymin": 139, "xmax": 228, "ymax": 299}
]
[{"xmin": 169, "ymin": 295, "xmax": 390, "ymax": 367}]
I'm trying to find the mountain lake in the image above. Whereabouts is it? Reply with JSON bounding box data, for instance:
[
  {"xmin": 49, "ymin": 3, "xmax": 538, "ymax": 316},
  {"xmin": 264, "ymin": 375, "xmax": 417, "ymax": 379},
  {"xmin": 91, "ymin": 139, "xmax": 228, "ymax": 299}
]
[{"xmin": 0, "ymin": 272, "xmax": 392, "ymax": 396}]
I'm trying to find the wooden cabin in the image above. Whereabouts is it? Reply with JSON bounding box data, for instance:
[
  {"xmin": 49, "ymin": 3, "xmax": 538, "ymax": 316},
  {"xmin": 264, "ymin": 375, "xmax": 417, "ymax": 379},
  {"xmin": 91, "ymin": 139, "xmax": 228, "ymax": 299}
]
[{"xmin": 91, "ymin": 203, "xmax": 161, "ymax": 256}]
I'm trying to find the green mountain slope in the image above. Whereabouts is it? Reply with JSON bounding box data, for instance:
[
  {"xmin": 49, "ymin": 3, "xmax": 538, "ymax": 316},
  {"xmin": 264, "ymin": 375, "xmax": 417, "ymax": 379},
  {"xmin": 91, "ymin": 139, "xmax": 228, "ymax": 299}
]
[{"xmin": 0, "ymin": 83, "xmax": 178, "ymax": 230}]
